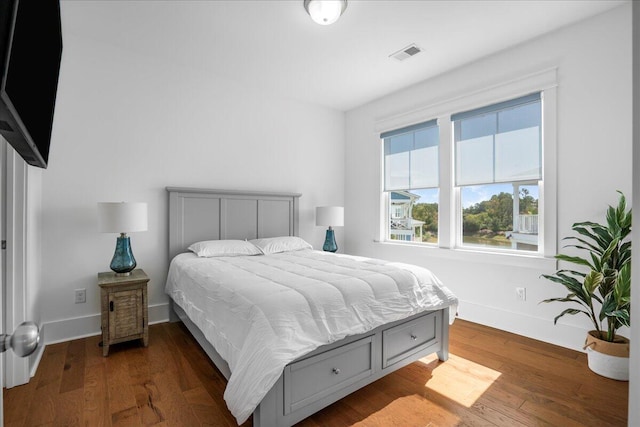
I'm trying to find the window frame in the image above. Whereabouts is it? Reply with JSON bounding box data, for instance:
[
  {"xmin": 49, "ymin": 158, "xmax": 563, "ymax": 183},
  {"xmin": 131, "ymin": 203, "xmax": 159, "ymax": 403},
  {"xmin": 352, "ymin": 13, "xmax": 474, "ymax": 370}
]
[
  {"xmin": 376, "ymin": 68, "xmax": 557, "ymax": 263},
  {"xmin": 381, "ymin": 120, "xmax": 440, "ymax": 246},
  {"xmin": 452, "ymin": 94, "xmax": 543, "ymax": 255}
]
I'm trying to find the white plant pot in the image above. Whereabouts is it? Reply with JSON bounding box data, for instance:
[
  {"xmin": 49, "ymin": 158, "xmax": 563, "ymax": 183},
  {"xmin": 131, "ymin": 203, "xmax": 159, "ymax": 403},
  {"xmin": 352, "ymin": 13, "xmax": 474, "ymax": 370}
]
[
  {"xmin": 585, "ymin": 347, "xmax": 629, "ymax": 381},
  {"xmin": 584, "ymin": 331, "xmax": 630, "ymax": 381}
]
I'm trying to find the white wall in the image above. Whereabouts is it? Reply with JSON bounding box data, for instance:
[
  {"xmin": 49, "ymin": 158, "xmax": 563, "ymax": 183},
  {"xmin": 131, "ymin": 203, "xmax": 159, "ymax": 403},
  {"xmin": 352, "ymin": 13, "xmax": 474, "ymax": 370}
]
[
  {"xmin": 629, "ymin": 2, "xmax": 639, "ymax": 424},
  {"xmin": 36, "ymin": 3, "xmax": 345, "ymax": 342},
  {"xmin": 345, "ymin": 4, "xmax": 632, "ymax": 352}
]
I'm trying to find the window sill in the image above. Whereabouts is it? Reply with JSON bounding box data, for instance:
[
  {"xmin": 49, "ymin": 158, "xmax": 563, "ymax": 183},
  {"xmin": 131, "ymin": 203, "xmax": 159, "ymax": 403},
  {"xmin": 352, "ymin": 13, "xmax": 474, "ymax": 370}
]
[{"xmin": 374, "ymin": 240, "xmax": 557, "ymax": 270}]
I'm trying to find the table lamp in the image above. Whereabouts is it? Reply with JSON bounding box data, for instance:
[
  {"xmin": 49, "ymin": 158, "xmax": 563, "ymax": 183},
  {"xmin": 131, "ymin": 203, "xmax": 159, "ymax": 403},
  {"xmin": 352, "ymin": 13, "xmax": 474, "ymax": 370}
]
[
  {"xmin": 98, "ymin": 202, "xmax": 148, "ymax": 276},
  {"xmin": 316, "ymin": 206, "xmax": 344, "ymax": 252}
]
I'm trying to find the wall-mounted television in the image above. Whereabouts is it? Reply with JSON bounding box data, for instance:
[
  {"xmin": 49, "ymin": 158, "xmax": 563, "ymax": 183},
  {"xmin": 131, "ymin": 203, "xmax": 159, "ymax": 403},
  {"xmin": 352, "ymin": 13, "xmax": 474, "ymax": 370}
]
[{"xmin": 0, "ymin": 0, "xmax": 63, "ymax": 169}]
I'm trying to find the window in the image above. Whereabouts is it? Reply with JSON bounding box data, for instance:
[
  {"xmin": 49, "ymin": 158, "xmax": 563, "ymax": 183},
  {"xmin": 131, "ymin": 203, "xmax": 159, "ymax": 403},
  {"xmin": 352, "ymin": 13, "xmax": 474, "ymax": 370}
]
[
  {"xmin": 382, "ymin": 120, "xmax": 439, "ymax": 244},
  {"xmin": 453, "ymin": 93, "xmax": 541, "ymax": 252},
  {"xmin": 380, "ymin": 89, "xmax": 549, "ymax": 257},
  {"xmin": 391, "ymin": 205, "xmax": 403, "ymax": 219},
  {"xmin": 460, "ymin": 183, "xmax": 539, "ymax": 251}
]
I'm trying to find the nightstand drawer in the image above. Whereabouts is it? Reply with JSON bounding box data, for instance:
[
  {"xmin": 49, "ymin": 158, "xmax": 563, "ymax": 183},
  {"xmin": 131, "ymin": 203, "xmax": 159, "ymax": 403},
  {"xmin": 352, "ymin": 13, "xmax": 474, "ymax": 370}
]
[{"xmin": 284, "ymin": 336, "xmax": 373, "ymax": 414}]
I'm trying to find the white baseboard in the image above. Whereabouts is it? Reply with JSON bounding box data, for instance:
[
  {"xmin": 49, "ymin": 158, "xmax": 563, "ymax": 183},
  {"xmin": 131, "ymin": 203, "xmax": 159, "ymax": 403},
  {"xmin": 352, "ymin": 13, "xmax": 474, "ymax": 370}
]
[
  {"xmin": 457, "ymin": 299, "xmax": 588, "ymax": 352},
  {"xmin": 14, "ymin": 303, "xmax": 171, "ymax": 388},
  {"xmin": 42, "ymin": 302, "xmax": 171, "ymax": 345},
  {"xmin": 29, "ymin": 333, "xmax": 46, "ymax": 378},
  {"xmin": 39, "ymin": 300, "xmax": 585, "ymax": 349}
]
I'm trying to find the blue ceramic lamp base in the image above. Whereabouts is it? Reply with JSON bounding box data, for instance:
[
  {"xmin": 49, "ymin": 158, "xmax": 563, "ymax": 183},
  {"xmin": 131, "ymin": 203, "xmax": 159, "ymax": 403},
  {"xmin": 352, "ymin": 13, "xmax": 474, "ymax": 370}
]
[
  {"xmin": 110, "ymin": 233, "xmax": 137, "ymax": 276},
  {"xmin": 323, "ymin": 228, "xmax": 338, "ymax": 252}
]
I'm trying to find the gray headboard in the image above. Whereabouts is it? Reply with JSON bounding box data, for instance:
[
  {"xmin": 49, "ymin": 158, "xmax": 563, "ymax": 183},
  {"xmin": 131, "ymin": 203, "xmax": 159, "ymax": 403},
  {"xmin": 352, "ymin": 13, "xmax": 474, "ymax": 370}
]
[{"xmin": 167, "ymin": 187, "xmax": 301, "ymax": 259}]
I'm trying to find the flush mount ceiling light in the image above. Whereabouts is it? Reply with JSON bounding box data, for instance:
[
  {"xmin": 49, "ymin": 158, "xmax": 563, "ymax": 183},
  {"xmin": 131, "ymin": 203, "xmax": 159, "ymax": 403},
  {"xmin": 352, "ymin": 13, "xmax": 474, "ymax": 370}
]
[{"xmin": 304, "ymin": 0, "xmax": 348, "ymax": 26}]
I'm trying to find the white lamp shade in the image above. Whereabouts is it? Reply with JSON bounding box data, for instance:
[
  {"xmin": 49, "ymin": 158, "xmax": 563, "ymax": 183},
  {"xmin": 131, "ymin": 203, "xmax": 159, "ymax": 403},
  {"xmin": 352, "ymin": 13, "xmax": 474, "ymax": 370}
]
[
  {"xmin": 316, "ymin": 206, "xmax": 344, "ymax": 227},
  {"xmin": 98, "ymin": 202, "xmax": 148, "ymax": 233}
]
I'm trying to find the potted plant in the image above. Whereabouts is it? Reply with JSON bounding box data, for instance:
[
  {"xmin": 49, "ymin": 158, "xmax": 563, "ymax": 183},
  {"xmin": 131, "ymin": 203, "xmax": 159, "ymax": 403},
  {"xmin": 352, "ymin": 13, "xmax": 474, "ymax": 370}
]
[{"xmin": 542, "ymin": 192, "xmax": 631, "ymax": 380}]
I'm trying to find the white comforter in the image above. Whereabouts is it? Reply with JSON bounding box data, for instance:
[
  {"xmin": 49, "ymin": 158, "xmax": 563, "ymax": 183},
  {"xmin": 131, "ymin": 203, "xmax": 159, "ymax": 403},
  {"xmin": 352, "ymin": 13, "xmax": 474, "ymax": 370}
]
[{"xmin": 165, "ymin": 249, "xmax": 458, "ymax": 424}]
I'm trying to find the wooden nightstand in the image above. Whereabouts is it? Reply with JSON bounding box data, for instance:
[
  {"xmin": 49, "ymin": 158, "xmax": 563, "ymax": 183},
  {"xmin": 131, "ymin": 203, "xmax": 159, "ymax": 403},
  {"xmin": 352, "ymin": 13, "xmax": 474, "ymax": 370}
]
[{"xmin": 98, "ymin": 269, "xmax": 149, "ymax": 356}]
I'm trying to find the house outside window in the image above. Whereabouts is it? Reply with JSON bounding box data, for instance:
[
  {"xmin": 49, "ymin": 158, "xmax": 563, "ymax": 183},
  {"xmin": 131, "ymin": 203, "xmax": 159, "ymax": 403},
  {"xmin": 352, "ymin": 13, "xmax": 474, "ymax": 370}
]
[{"xmin": 382, "ymin": 120, "xmax": 439, "ymax": 244}]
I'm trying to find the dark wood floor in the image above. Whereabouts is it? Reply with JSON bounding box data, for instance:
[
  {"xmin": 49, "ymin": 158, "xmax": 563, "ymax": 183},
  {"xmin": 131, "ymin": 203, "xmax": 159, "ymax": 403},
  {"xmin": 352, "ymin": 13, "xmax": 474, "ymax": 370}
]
[{"xmin": 3, "ymin": 319, "xmax": 628, "ymax": 426}]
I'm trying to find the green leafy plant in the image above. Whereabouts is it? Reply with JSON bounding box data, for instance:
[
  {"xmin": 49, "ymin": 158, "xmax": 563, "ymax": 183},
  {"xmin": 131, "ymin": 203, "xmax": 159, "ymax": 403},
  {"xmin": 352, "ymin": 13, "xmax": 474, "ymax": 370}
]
[{"xmin": 541, "ymin": 192, "xmax": 631, "ymax": 342}]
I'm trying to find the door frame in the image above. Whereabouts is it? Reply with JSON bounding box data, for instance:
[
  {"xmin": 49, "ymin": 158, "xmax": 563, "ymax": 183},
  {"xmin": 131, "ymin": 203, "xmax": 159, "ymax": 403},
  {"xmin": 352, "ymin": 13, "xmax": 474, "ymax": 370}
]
[
  {"xmin": 1, "ymin": 139, "xmax": 5, "ymax": 424},
  {"xmin": 3, "ymin": 142, "xmax": 30, "ymax": 389}
]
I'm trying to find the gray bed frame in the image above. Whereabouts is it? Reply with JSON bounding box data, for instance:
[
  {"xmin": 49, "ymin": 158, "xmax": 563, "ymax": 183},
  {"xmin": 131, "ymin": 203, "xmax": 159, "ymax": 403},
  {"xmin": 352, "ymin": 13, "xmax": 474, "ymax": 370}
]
[{"xmin": 167, "ymin": 187, "xmax": 450, "ymax": 426}]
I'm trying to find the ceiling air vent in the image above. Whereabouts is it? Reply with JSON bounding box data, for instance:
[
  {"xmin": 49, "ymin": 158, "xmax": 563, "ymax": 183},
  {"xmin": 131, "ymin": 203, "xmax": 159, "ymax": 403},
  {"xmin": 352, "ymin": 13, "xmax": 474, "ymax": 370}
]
[{"xmin": 389, "ymin": 44, "xmax": 422, "ymax": 61}]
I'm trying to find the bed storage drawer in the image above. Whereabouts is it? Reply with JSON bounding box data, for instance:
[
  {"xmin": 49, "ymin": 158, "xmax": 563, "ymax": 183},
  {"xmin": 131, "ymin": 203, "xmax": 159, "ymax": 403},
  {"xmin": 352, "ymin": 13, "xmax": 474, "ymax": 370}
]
[
  {"xmin": 382, "ymin": 311, "xmax": 440, "ymax": 368},
  {"xmin": 283, "ymin": 335, "xmax": 374, "ymax": 414}
]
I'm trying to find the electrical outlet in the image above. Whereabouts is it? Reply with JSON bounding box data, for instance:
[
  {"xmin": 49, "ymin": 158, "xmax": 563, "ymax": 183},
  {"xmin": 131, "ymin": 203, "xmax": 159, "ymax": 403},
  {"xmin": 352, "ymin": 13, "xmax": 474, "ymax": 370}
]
[
  {"xmin": 516, "ymin": 287, "xmax": 526, "ymax": 301},
  {"xmin": 75, "ymin": 288, "xmax": 86, "ymax": 304}
]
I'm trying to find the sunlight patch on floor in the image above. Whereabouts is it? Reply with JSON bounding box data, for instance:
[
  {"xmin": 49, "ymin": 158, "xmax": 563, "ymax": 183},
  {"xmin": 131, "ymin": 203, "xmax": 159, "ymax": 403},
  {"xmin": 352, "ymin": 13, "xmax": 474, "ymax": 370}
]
[{"xmin": 419, "ymin": 353, "xmax": 502, "ymax": 408}]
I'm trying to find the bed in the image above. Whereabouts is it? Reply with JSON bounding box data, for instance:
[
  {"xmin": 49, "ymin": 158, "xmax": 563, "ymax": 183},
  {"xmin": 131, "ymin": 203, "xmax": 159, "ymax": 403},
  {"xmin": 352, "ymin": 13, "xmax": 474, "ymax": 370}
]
[{"xmin": 165, "ymin": 187, "xmax": 458, "ymax": 426}]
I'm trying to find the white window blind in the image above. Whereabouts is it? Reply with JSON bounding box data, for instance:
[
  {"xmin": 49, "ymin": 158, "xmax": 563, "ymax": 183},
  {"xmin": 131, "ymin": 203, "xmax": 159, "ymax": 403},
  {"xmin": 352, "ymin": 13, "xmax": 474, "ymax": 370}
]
[
  {"xmin": 453, "ymin": 93, "xmax": 541, "ymax": 186},
  {"xmin": 382, "ymin": 119, "xmax": 439, "ymax": 191}
]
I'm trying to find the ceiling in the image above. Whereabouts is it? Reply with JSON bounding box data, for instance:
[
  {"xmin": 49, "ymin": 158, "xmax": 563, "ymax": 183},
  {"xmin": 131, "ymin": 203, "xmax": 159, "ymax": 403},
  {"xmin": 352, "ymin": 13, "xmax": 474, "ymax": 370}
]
[{"xmin": 61, "ymin": 0, "xmax": 627, "ymax": 111}]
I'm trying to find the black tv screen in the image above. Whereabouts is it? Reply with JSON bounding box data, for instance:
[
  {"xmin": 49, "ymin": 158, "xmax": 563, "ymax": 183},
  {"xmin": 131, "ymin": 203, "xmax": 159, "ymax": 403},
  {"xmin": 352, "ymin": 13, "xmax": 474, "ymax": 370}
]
[{"xmin": 0, "ymin": 0, "xmax": 63, "ymax": 169}]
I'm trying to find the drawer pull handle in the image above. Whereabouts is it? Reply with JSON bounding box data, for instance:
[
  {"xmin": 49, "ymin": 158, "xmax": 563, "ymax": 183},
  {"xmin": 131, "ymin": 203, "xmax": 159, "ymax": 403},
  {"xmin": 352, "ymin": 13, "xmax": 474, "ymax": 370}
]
[
  {"xmin": 410, "ymin": 334, "xmax": 418, "ymax": 341},
  {"xmin": 332, "ymin": 367, "xmax": 341, "ymax": 375}
]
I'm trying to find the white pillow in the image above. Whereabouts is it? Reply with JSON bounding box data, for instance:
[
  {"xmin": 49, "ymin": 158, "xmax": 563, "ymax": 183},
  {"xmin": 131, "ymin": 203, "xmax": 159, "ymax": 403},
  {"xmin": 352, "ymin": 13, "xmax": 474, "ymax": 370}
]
[
  {"xmin": 250, "ymin": 236, "xmax": 313, "ymax": 254},
  {"xmin": 188, "ymin": 240, "xmax": 263, "ymax": 257}
]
